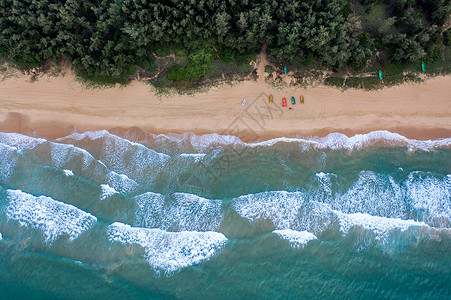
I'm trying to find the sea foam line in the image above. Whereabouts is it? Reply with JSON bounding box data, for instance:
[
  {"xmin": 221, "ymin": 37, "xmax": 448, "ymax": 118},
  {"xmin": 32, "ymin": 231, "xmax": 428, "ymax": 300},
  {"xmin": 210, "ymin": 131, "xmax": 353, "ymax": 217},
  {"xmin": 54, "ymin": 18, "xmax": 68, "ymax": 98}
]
[
  {"xmin": 114, "ymin": 130, "xmax": 451, "ymax": 152},
  {"xmin": 248, "ymin": 130, "xmax": 451, "ymax": 151}
]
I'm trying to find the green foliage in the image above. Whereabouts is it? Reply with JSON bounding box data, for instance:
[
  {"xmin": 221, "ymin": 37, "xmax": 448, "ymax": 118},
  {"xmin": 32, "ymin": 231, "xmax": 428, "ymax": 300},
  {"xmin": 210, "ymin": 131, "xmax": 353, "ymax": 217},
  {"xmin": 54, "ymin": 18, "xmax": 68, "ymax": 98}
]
[
  {"xmin": 153, "ymin": 44, "xmax": 172, "ymax": 57},
  {"xmin": 324, "ymin": 76, "xmax": 346, "ymax": 88},
  {"xmin": 345, "ymin": 76, "xmax": 382, "ymax": 90},
  {"xmin": 217, "ymin": 45, "xmax": 249, "ymax": 64},
  {"xmin": 136, "ymin": 55, "xmax": 157, "ymax": 73},
  {"xmin": 339, "ymin": 0, "xmax": 352, "ymax": 17},
  {"xmin": 301, "ymin": 52, "xmax": 315, "ymax": 68},
  {"xmin": 167, "ymin": 47, "xmax": 215, "ymax": 81},
  {"xmin": 0, "ymin": 0, "xmax": 449, "ymax": 86},
  {"xmin": 443, "ymin": 29, "xmax": 451, "ymax": 47},
  {"xmin": 425, "ymin": 43, "xmax": 444, "ymax": 63},
  {"xmin": 363, "ymin": 4, "xmax": 396, "ymax": 36},
  {"xmin": 420, "ymin": 0, "xmax": 451, "ymax": 26},
  {"xmin": 264, "ymin": 65, "xmax": 274, "ymax": 73},
  {"xmin": 383, "ymin": 74, "xmax": 405, "ymax": 86},
  {"xmin": 384, "ymin": 63, "xmax": 404, "ymax": 75},
  {"xmin": 76, "ymin": 64, "xmax": 137, "ymax": 85}
]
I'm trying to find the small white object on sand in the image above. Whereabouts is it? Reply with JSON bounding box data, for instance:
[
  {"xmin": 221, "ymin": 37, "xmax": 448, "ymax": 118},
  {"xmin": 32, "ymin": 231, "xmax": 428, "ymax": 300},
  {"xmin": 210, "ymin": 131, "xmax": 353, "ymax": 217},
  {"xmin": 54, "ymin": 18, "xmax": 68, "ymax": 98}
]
[{"xmin": 241, "ymin": 99, "xmax": 246, "ymax": 106}]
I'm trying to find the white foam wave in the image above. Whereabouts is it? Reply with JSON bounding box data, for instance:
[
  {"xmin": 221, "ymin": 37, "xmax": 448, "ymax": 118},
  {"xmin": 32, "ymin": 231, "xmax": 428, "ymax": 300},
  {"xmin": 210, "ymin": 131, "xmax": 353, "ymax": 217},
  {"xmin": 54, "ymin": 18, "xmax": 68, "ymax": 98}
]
[
  {"xmin": 100, "ymin": 184, "xmax": 118, "ymax": 200},
  {"xmin": 123, "ymin": 130, "xmax": 451, "ymax": 152},
  {"xmin": 249, "ymin": 130, "xmax": 451, "ymax": 151},
  {"xmin": 334, "ymin": 211, "xmax": 428, "ymax": 240},
  {"xmin": 178, "ymin": 153, "xmax": 206, "ymax": 162},
  {"xmin": 0, "ymin": 143, "xmax": 19, "ymax": 182},
  {"xmin": 5, "ymin": 189, "xmax": 97, "ymax": 243},
  {"xmin": 29, "ymin": 140, "xmax": 138, "ymax": 194},
  {"xmin": 48, "ymin": 142, "xmax": 100, "ymax": 170},
  {"xmin": 405, "ymin": 173, "xmax": 451, "ymax": 227},
  {"xmin": 232, "ymin": 191, "xmax": 304, "ymax": 230},
  {"xmin": 314, "ymin": 171, "xmax": 451, "ymax": 227},
  {"xmin": 106, "ymin": 171, "xmax": 139, "ymax": 194},
  {"xmin": 134, "ymin": 192, "xmax": 223, "ymax": 231},
  {"xmin": 315, "ymin": 172, "xmax": 336, "ymax": 197},
  {"xmin": 273, "ymin": 229, "xmax": 317, "ymax": 248},
  {"xmin": 57, "ymin": 131, "xmax": 170, "ymax": 183},
  {"xmin": 150, "ymin": 132, "xmax": 241, "ymax": 153},
  {"xmin": 0, "ymin": 132, "xmax": 46, "ymax": 151},
  {"xmin": 107, "ymin": 222, "xmax": 227, "ymax": 274},
  {"xmin": 230, "ymin": 187, "xmax": 447, "ymax": 241},
  {"xmin": 338, "ymin": 171, "xmax": 404, "ymax": 218},
  {"xmin": 232, "ymin": 192, "xmax": 338, "ymax": 234},
  {"xmin": 63, "ymin": 169, "xmax": 74, "ymax": 176},
  {"xmin": 64, "ymin": 129, "xmax": 111, "ymax": 141}
]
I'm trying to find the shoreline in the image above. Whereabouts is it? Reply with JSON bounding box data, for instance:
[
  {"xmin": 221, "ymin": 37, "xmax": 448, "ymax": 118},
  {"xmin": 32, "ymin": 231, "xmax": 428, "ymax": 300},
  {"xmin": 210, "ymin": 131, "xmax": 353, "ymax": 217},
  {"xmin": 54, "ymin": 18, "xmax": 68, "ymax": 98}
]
[{"xmin": 0, "ymin": 72, "xmax": 450, "ymax": 142}]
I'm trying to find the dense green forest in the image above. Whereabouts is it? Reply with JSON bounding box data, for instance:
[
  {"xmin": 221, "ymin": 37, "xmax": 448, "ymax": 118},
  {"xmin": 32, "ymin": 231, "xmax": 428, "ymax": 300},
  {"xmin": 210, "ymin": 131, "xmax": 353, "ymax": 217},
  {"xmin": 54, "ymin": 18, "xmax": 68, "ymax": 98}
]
[{"xmin": 0, "ymin": 0, "xmax": 450, "ymax": 87}]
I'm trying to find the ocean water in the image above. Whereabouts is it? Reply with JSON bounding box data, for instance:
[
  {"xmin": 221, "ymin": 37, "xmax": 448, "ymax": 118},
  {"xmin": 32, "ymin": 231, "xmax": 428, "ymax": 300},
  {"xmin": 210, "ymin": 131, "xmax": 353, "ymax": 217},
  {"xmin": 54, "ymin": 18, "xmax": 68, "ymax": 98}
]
[{"xmin": 0, "ymin": 130, "xmax": 450, "ymax": 299}]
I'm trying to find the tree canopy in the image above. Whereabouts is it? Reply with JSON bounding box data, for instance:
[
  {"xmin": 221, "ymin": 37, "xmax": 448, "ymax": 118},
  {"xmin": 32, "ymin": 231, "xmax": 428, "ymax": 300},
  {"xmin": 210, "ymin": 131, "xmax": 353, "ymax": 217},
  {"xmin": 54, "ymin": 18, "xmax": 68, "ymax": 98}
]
[{"xmin": 0, "ymin": 0, "xmax": 449, "ymax": 83}]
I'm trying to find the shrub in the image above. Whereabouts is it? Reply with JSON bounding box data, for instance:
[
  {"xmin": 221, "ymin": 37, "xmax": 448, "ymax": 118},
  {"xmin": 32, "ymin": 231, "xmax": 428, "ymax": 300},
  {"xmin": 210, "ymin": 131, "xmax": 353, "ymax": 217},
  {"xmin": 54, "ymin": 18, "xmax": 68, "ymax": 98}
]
[
  {"xmin": 444, "ymin": 29, "xmax": 451, "ymax": 47},
  {"xmin": 384, "ymin": 62, "xmax": 403, "ymax": 75},
  {"xmin": 136, "ymin": 55, "xmax": 157, "ymax": 73},
  {"xmin": 324, "ymin": 76, "xmax": 345, "ymax": 88},
  {"xmin": 345, "ymin": 76, "xmax": 382, "ymax": 90},
  {"xmin": 383, "ymin": 74, "xmax": 405, "ymax": 86},
  {"xmin": 167, "ymin": 47, "xmax": 215, "ymax": 81},
  {"xmin": 264, "ymin": 65, "xmax": 274, "ymax": 73},
  {"xmin": 153, "ymin": 44, "xmax": 172, "ymax": 57}
]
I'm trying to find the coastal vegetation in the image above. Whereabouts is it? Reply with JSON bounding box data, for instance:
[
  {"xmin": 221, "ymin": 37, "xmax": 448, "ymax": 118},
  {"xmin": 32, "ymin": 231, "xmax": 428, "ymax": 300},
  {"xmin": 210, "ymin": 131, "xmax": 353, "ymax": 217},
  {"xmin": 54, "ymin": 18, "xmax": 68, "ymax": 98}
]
[{"xmin": 0, "ymin": 0, "xmax": 450, "ymax": 89}]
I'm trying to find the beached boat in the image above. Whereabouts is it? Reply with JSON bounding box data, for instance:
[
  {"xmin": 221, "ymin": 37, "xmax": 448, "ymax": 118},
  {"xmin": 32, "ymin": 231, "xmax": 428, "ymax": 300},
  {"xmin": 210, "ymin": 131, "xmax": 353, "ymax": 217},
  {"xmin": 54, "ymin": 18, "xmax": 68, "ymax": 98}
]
[
  {"xmin": 283, "ymin": 97, "xmax": 287, "ymax": 107},
  {"xmin": 291, "ymin": 96, "xmax": 296, "ymax": 105},
  {"xmin": 301, "ymin": 95, "xmax": 304, "ymax": 104},
  {"xmin": 269, "ymin": 94, "xmax": 273, "ymax": 103}
]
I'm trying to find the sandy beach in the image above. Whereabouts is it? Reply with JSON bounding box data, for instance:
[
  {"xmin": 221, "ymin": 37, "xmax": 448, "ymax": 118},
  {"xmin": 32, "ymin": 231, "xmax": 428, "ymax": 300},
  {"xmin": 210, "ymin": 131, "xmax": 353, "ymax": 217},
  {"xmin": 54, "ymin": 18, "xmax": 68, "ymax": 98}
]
[{"xmin": 0, "ymin": 70, "xmax": 450, "ymax": 141}]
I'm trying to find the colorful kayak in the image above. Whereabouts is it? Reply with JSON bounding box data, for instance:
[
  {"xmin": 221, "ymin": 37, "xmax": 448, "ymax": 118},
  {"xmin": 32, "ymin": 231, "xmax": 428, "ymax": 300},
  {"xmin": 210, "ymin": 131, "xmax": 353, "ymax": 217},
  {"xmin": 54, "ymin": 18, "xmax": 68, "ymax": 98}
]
[
  {"xmin": 283, "ymin": 97, "xmax": 287, "ymax": 107},
  {"xmin": 300, "ymin": 95, "xmax": 304, "ymax": 104},
  {"xmin": 421, "ymin": 61, "xmax": 426, "ymax": 72},
  {"xmin": 291, "ymin": 96, "xmax": 296, "ymax": 105},
  {"xmin": 269, "ymin": 94, "xmax": 273, "ymax": 103}
]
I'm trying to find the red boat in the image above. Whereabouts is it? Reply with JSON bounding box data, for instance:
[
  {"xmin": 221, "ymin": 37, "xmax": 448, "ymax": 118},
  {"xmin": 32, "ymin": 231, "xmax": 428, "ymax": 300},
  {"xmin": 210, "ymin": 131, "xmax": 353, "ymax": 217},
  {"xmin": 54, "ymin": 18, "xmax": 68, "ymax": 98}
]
[{"xmin": 283, "ymin": 97, "xmax": 287, "ymax": 107}]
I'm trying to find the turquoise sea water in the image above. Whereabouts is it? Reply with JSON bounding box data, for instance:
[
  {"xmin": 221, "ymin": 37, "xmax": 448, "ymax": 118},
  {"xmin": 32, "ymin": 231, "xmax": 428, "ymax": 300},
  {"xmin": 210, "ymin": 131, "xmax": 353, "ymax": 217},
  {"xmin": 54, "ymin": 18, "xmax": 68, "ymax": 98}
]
[{"xmin": 0, "ymin": 130, "xmax": 450, "ymax": 299}]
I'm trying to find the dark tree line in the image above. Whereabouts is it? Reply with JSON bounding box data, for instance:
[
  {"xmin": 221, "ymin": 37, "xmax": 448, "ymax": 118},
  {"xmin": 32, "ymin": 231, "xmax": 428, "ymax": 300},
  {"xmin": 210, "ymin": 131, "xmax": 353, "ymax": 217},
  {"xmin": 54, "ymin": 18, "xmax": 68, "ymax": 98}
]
[{"xmin": 0, "ymin": 0, "xmax": 449, "ymax": 83}]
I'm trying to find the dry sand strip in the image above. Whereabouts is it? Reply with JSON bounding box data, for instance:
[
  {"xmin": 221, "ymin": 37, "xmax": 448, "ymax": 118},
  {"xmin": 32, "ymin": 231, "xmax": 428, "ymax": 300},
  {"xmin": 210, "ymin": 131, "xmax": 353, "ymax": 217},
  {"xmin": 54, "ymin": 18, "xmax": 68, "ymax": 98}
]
[{"xmin": 0, "ymin": 72, "xmax": 450, "ymax": 141}]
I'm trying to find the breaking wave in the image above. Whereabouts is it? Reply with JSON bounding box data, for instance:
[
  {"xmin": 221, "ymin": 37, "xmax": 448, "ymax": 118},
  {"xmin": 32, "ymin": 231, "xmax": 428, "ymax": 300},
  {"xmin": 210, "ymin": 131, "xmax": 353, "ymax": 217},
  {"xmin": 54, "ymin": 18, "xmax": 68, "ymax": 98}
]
[
  {"xmin": 111, "ymin": 129, "xmax": 451, "ymax": 153},
  {"xmin": 134, "ymin": 192, "xmax": 223, "ymax": 231},
  {"xmin": 107, "ymin": 222, "xmax": 227, "ymax": 274},
  {"xmin": 273, "ymin": 229, "xmax": 317, "ymax": 248},
  {"xmin": 4, "ymin": 189, "xmax": 97, "ymax": 243},
  {"xmin": 0, "ymin": 129, "xmax": 449, "ymax": 277}
]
